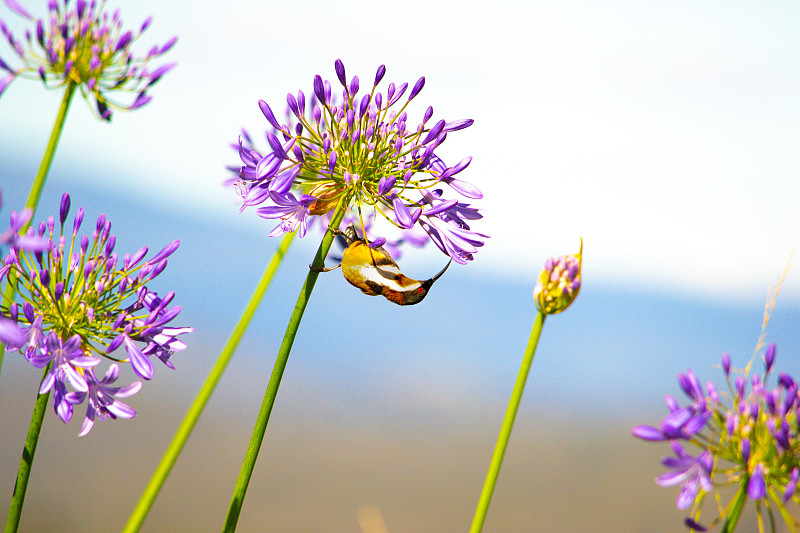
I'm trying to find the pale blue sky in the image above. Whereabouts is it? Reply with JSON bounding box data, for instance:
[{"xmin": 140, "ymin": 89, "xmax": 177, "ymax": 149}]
[{"xmin": 1, "ymin": 0, "xmax": 799, "ymax": 304}]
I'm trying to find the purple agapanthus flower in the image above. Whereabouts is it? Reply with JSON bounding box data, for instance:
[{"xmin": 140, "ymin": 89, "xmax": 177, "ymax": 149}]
[
  {"xmin": 656, "ymin": 443, "xmax": 713, "ymax": 509},
  {"xmin": 0, "ymin": 0, "xmax": 176, "ymax": 119},
  {"xmin": 68, "ymin": 364, "xmax": 142, "ymax": 436},
  {"xmin": 33, "ymin": 333, "xmax": 100, "ymax": 392},
  {"xmin": 633, "ymin": 343, "xmax": 800, "ymax": 530},
  {"xmin": 1, "ymin": 193, "xmax": 192, "ymax": 434},
  {"xmin": 230, "ymin": 59, "xmax": 487, "ymax": 265},
  {"xmin": 256, "ymin": 192, "xmax": 317, "ymax": 238}
]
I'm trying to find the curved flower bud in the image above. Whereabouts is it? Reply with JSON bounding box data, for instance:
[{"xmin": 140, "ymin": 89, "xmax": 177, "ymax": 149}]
[
  {"xmin": 334, "ymin": 58, "xmax": 346, "ymax": 86},
  {"xmin": 765, "ymin": 343, "xmax": 776, "ymax": 373},
  {"xmin": 374, "ymin": 64, "xmax": 386, "ymax": 86},
  {"xmin": 533, "ymin": 239, "xmax": 583, "ymax": 315},
  {"xmin": 748, "ymin": 463, "xmax": 766, "ymax": 500},
  {"xmin": 408, "ymin": 76, "xmax": 425, "ymax": 101}
]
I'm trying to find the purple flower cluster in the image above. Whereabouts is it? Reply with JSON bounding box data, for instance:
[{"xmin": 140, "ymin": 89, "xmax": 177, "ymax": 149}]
[
  {"xmin": 233, "ymin": 59, "xmax": 487, "ymax": 265},
  {"xmin": 0, "ymin": 0, "xmax": 176, "ymax": 120},
  {"xmin": 0, "ymin": 193, "xmax": 192, "ymax": 434},
  {"xmin": 633, "ymin": 344, "xmax": 800, "ymax": 531}
]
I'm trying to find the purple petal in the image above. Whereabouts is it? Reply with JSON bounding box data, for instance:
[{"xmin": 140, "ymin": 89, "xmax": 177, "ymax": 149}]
[
  {"xmin": 39, "ymin": 371, "xmax": 55, "ymax": 394},
  {"xmin": 334, "ymin": 59, "xmax": 346, "ymax": 86},
  {"xmin": 764, "ymin": 343, "xmax": 776, "ymax": 372},
  {"xmin": 78, "ymin": 415, "xmax": 95, "ymax": 437},
  {"xmin": 683, "ymin": 518, "xmax": 707, "ymax": 531},
  {"xmin": 286, "ymin": 92, "xmax": 299, "ymax": 117},
  {"xmin": 62, "ymin": 364, "xmax": 89, "ymax": 392},
  {"xmin": 378, "ymin": 176, "xmax": 396, "ymax": 196},
  {"xmin": 106, "ymin": 399, "xmax": 137, "ymax": 419},
  {"xmin": 444, "ymin": 119, "xmax": 474, "ymax": 132},
  {"xmin": 423, "ymin": 199, "xmax": 458, "ymax": 216},
  {"xmin": 408, "ymin": 76, "xmax": 425, "ymax": 101},
  {"xmin": 124, "ymin": 337, "xmax": 153, "ymax": 380},
  {"xmin": 0, "ymin": 73, "xmax": 15, "ymax": 97},
  {"xmin": 313, "ymin": 74, "xmax": 325, "ymax": 104},
  {"xmin": 149, "ymin": 62, "xmax": 176, "ymax": 84},
  {"xmin": 631, "ymin": 425, "xmax": 666, "ymax": 441},
  {"xmin": 0, "ymin": 56, "xmax": 13, "ymax": 72},
  {"xmin": 748, "ymin": 463, "xmax": 766, "ymax": 499},
  {"xmin": 393, "ymin": 198, "xmax": 414, "ymax": 229},
  {"xmin": 373, "ymin": 64, "xmax": 386, "ymax": 86},
  {"xmin": 266, "ymin": 132, "xmax": 289, "ymax": 159},
  {"xmin": 115, "ymin": 380, "xmax": 143, "ymax": 398},
  {"xmin": 258, "ymin": 100, "xmax": 281, "ymax": 130},
  {"xmin": 0, "ymin": 318, "xmax": 24, "ymax": 348},
  {"xmin": 3, "ymin": 0, "xmax": 33, "ymax": 19},
  {"xmin": 148, "ymin": 240, "xmax": 180, "ymax": 264},
  {"xmin": 159, "ymin": 37, "xmax": 178, "ymax": 55}
]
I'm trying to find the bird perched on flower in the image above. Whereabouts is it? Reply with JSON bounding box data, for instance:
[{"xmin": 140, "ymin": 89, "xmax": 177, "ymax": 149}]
[{"xmin": 319, "ymin": 224, "xmax": 451, "ymax": 306}]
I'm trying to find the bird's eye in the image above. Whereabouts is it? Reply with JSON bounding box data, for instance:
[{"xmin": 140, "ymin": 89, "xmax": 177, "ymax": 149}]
[{"xmin": 417, "ymin": 287, "xmax": 425, "ymax": 294}]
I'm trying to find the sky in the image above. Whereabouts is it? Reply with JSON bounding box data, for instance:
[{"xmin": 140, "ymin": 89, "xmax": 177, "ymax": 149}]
[{"xmin": 1, "ymin": 0, "xmax": 799, "ymax": 303}]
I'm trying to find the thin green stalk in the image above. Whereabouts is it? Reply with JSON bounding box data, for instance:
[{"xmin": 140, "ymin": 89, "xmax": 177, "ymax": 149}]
[
  {"xmin": 222, "ymin": 199, "xmax": 349, "ymax": 532},
  {"xmin": 5, "ymin": 366, "xmax": 52, "ymax": 533},
  {"xmin": 121, "ymin": 231, "xmax": 295, "ymax": 533},
  {"xmin": 470, "ymin": 311, "xmax": 546, "ymax": 533},
  {"xmin": 24, "ymin": 81, "xmax": 77, "ymax": 214},
  {"xmin": 721, "ymin": 482, "xmax": 749, "ymax": 533},
  {"xmin": 0, "ymin": 81, "xmax": 76, "ymax": 377}
]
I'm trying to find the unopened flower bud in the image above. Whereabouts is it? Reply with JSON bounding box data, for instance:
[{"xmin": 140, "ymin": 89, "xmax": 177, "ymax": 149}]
[{"xmin": 533, "ymin": 238, "xmax": 582, "ymax": 315}]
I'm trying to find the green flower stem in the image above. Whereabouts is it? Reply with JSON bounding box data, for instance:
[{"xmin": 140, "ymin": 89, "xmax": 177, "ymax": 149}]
[
  {"xmin": 0, "ymin": 81, "xmax": 76, "ymax": 377},
  {"xmin": 769, "ymin": 487, "xmax": 798, "ymax": 533},
  {"xmin": 721, "ymin": 481, "xmax": 748, "ymax": 533},
  {"xmin": 222, "ymin": 199, "xmax": 349, "ymax": 532},
  {"xmin": 121, "ymin": 231, "xmax": 296, "ymax": 533},
  {"xmin": 5, "ymin": 365, "xmax": 52, "ymax": 533},
  {"xmin": 470, "ymin": 311, "xmax": 546, "ymax": 533},
  {"xmin": 24, "ymin": 81, "xmax": 76, "ymax": 214}
]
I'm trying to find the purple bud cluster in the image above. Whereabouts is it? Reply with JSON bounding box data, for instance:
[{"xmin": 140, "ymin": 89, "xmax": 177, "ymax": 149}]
[
  {"xmin": 0, "ymin": 0, "xmax": 176, "ymax": 120},
  {"xmin": 533, "ymin": 240, "xmax": 582, "ymax": 315},
  {"xmin": 232, "ymin": 59, "xmax": 488, "ymax": 264},
  {"xmin": 0, "ymin": 193, "xmax": 192, "ymax": 435},
  {"xmin": 632, "ymin": 344, "xmax": 800, "ymax": 530}
]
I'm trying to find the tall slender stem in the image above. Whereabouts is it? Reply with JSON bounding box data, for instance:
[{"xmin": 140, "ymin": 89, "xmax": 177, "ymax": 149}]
[
  {"xmin": 223, "ymin": 199, "xmax": 349, "ymax": 532},
  {"xmin": 5, "ymin": 366, "xmax": 52, "ymax": 533},
  {"xmin": 121, "ymin": 231, "xmax": 296, "ymax": 533},
  {"xmin": 470, "ymin": 311, "xmax": 546, "ymax": 533},
  {"xmin": 0, "ymin": 82, "xmax": 76, "ymax": 377},
  {"xmin": 24, "ymin": 81, "xmax": 76, "ymax": 214}
]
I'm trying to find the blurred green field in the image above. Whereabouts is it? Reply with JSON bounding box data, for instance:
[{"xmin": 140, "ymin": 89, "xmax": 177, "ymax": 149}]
[{"xmin": 0, "ymin": 367, "xmax": 731, "ymax": 533}]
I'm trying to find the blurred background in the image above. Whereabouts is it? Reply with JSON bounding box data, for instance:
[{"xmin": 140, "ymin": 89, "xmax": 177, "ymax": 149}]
[{"xmin": 1, "ymin": 0, "xmax": 800, "ymax": 531}]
